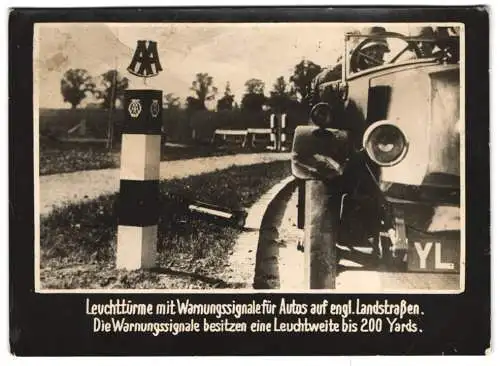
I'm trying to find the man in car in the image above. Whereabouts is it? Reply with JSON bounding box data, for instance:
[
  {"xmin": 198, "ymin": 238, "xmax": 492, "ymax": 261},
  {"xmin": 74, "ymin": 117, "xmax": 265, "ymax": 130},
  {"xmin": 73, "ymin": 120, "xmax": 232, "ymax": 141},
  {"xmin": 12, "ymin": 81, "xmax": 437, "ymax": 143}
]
[
  {"xmin": 308, "ymin": 26, "xmax": 390, "ymax": 107},
  {"xmin": 411, "ymin": 26, "xmax": 459, "ymax": 62},
  {"xmin": 413, "ymin": 26, "xmax": 436, "ymax": 57},
  {"xmin": 350, "ymin": 27, "xmax": 390, "ymax": 71}
]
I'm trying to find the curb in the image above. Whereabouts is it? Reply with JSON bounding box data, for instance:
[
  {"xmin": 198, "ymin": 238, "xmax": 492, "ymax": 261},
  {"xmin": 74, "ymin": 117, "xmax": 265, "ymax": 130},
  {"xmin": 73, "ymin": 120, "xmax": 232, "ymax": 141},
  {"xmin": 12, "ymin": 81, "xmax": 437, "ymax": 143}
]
[
  {"xmin": 222, "ymin": 175, "xmax": 297, "ymax": 289},
  {"xmin": 253, "ymin": 176, "xmax": 298, "ymax": 289},
  {"xmin": 245, "ymin": 175, "xmax": 297, "ymax": 230}
]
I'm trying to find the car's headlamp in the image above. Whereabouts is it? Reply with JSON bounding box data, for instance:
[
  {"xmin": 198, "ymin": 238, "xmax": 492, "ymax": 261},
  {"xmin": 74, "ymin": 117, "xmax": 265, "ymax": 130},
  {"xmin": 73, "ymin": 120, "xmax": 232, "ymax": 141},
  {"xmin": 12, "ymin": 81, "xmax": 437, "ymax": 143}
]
[
  {"xmin": 363, "ymin": 120, "xmax": 409, "ymax": 166},
  {"xmin": 309, "ymin": 102, "xmax": 332, "ymax": 128}
]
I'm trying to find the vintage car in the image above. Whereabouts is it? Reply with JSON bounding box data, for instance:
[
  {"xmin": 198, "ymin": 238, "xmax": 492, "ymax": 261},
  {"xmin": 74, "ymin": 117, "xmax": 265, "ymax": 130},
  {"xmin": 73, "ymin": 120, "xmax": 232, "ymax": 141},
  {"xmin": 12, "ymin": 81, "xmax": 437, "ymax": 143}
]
[{"xmin": 291, "ymin": 28, "xmax": 461, "ymax": 284}]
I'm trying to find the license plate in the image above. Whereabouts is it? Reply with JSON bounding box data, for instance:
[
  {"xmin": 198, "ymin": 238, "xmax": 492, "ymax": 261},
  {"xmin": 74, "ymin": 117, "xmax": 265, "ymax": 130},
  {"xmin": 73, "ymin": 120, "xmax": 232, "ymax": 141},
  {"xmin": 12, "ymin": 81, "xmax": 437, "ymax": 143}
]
[{"xmin": 407, "ymin": 231, "xmax": 461, "ymax": 273}]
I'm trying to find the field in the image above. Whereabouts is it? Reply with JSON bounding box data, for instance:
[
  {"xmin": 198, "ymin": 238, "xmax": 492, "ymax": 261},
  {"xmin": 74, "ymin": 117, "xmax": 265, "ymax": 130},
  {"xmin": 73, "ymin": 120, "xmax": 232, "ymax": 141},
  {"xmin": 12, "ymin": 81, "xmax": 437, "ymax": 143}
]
[
  {"xmin": 39, "ymin": 107, "xmax": 308, "ymax": 142},
  {"xmin": 39, "ymin": 160, "xmax": 292, "ymax": 290},
  {"xmin": 39, "ymin": 107, "xmax": 307, "ymax": 175}
]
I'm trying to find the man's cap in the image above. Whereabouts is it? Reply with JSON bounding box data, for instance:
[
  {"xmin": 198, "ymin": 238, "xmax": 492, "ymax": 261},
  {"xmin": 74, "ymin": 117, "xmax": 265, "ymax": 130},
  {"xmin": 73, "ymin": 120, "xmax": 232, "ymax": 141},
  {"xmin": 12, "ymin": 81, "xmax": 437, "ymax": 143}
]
[
  {"xmin": 359, "ymin": 26, "xmax": 390, "ymax": 52},
  {"xmin": 415, "ymin": 26, "xmax": 435, "ymax": 37}
]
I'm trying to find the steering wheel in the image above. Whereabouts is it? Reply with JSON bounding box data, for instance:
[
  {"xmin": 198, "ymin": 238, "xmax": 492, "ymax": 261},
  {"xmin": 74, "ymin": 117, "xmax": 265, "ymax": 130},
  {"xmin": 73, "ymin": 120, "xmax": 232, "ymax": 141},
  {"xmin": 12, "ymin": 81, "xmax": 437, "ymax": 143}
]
[{"xmin": 349, "ymin": 32, "xmax": 424, "ymax": 73}]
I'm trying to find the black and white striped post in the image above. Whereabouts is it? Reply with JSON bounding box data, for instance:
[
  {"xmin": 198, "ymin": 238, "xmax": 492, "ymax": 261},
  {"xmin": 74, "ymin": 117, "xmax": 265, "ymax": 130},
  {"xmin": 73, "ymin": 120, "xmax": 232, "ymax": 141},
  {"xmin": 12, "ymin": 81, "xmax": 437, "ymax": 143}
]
[
  {"xmin": 116, "ymin": 90, "xmax": 163, "ymax": 270},
  {"xmin": 270, "ymin": 113, "xmax": 278, "ymax": 151},
  {"xmin": 280, "ymin": 113, "xmax": 288, "ymax": 151}
]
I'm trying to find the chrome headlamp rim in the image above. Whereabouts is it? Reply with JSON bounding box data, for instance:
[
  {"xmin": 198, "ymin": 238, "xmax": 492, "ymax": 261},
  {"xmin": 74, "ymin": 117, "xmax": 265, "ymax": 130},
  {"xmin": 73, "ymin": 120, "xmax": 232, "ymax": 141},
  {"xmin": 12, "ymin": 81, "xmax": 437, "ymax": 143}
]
[{"xmin": 362, "ymin": 120, "xmax": 409, "ymax": 167}]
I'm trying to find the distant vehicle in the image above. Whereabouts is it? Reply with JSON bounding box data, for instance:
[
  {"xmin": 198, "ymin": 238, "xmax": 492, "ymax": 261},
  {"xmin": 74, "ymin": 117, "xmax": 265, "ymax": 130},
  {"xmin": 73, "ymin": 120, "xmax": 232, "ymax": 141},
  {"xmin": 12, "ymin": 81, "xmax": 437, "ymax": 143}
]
[{"xmin": 292, "ymin": 28, "xmax": 461, "ymax": 280}]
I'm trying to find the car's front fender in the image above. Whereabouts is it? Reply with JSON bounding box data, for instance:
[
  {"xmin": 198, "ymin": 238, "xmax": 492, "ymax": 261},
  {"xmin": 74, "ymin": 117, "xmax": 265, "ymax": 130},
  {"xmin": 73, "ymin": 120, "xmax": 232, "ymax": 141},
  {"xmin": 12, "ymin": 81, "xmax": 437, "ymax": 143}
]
[{"xmin": 291, "ymin": 125, "xmax": 351, "ymax": 180}]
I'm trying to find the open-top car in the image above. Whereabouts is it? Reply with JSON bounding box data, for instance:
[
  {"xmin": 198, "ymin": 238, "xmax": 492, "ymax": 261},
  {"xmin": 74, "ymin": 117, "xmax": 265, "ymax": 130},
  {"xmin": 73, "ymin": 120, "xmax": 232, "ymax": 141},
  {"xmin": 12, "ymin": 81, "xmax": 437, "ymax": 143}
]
[{"xmin": 291, "ymin": 27, "xmax": 462, "ymax": 287}]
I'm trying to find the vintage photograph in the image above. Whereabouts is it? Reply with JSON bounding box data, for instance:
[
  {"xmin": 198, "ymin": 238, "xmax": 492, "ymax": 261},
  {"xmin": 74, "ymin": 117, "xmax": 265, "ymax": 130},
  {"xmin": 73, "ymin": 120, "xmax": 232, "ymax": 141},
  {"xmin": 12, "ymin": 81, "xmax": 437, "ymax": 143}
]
[{"xmin": 34, "ymin": 22, "xmax": 464, "ymax": 293}]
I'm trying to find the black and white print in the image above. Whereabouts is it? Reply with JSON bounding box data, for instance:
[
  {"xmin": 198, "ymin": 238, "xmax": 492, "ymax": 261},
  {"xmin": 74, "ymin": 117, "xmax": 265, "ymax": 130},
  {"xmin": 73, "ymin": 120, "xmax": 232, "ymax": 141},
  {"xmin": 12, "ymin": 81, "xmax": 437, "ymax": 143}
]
[{"xmin": 34, "ymin": 22, "xmax": 464, "ymax": 293}]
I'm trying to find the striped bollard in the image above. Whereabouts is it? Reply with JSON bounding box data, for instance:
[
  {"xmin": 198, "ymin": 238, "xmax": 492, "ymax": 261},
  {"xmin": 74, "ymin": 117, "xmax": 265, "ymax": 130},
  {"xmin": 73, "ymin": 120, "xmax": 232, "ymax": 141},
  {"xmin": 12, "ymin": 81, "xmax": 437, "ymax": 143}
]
[
  {"xmin": 280, "ymin": 113, "xmax": 287, "ymax": 151},
  {"xmin": 116, "ymin": 90, "xmax": 163, "ymax": 270},
  {"xmin": 270, "ymin": 113, "xmax": 278, "ymax": 151}
]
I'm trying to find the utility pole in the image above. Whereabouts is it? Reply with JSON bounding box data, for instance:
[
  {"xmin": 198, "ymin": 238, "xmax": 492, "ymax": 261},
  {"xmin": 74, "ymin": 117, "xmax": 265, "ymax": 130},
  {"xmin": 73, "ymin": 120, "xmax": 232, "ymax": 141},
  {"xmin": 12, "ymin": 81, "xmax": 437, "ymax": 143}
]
[{"xmin": 106, "ymin": 57, "xmax": 117, "ymax": 151}]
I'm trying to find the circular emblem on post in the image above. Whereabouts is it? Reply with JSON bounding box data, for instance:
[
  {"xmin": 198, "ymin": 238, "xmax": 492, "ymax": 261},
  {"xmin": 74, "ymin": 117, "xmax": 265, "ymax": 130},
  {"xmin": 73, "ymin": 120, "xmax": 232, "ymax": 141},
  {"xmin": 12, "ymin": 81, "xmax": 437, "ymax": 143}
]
[
  {"xmin": 150, "ymin": 99, "xmax": 160, "ymax": 118},
  {"xmin": 128, "ymin": 99, "xmax": 142, "ymax": 118}
]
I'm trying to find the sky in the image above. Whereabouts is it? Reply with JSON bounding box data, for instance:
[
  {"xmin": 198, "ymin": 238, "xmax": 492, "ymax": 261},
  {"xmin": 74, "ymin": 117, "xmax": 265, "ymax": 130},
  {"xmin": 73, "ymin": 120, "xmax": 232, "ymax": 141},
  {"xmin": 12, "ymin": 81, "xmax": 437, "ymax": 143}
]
[{"xmin": 35, "ymin": 22, "xmax": 427, "ymax": 110}]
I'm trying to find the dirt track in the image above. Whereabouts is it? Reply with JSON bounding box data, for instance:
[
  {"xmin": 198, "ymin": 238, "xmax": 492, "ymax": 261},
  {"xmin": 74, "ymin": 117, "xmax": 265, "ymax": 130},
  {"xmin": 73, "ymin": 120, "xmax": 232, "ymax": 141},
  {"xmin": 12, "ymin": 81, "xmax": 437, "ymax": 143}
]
[{"xmin": 38, "ymin": 153, "xmax": 290, "ymax": 216}]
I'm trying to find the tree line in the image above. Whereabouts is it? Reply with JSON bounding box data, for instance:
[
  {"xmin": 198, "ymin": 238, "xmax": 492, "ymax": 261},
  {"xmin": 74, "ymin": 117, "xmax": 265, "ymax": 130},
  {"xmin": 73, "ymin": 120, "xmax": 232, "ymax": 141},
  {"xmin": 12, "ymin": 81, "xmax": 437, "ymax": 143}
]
[
  {"xmin": 60, "ymin": 59, "xmax": 323, "ymax": 113},
  {"xmin": 60, "ymin": 69, "xmax": 129, "ymax": 110}
]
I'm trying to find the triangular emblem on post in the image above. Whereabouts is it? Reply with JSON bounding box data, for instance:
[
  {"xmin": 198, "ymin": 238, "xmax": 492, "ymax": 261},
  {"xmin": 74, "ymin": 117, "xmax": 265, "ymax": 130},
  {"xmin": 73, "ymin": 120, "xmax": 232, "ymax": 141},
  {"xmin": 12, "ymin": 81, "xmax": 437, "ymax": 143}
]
[{"xmin": 127, "ymin": 40, "xmax": 163, "ymax": 78}]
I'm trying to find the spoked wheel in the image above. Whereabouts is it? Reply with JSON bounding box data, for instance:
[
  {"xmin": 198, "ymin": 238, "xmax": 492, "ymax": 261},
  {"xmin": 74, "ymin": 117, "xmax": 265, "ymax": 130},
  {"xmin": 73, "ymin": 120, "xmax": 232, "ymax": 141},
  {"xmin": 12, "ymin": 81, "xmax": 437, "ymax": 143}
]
[
  {"xmin": 349, "ymin": 32, "xmax": 424, "ymax": 73},
  {"xmin": 350, "ymin": 38, "xmax": 386, "ymax": 73}
]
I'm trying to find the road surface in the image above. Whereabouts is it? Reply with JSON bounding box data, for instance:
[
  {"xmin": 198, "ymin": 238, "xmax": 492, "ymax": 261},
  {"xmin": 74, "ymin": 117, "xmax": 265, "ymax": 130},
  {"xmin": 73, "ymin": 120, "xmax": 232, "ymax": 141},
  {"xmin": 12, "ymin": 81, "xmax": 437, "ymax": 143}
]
[{"xmin": 38, "ymin": 153, "xmax": 290, "ymax": 216}]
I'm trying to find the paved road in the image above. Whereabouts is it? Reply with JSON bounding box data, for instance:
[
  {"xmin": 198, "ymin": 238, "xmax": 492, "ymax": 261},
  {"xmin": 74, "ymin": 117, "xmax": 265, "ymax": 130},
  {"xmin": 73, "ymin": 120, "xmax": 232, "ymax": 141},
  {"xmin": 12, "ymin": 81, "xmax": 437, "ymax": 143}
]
[
  {"xmin": 38, "ymin": 153, "xmax": 290, "ymax": 216},
  {"xmin": 275, "ymin": 186, "xmax": 461, "ymax": 292}
]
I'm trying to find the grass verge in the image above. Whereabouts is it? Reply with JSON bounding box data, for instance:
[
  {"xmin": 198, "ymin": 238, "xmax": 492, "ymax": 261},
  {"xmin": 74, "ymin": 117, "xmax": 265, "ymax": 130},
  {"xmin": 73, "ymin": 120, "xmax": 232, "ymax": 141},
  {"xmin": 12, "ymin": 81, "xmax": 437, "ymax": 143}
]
[
  {"xmin": 40, "ymin": 160, "xmax": 291, "ymax": 290},
  {"xmin": 39, "ymin": 138, "xmax": 266, "ymax": 175}
]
